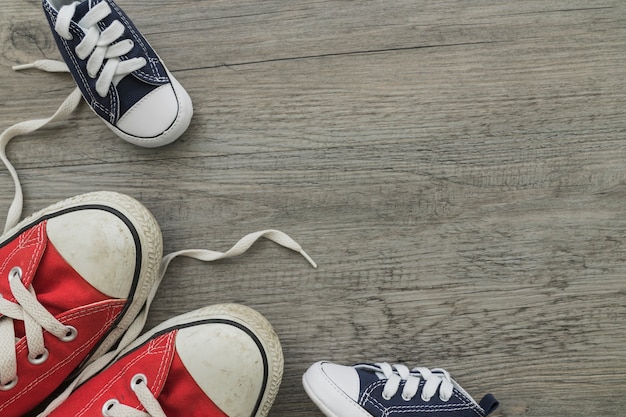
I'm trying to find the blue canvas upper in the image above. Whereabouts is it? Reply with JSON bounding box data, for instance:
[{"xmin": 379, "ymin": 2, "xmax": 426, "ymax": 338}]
[
  {"xmin": 43, "ymin": 0, "xmax": 171, "ymax": 126},
  {"xmin": 354, "ymin": 364, "xmax": 499, "ymax": 417}
]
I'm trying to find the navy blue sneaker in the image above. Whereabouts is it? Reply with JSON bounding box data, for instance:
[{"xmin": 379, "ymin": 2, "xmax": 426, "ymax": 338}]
[
  {"xmin": 303, "ymin": 361, "xmax": 499, "ymax": 417},
  {"xmin": 42, "ymin": 0, "xmax": 192, "ymax": 147}
]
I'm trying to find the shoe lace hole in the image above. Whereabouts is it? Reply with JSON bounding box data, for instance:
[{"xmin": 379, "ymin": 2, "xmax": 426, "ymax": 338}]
[
  {"xmin": 61, "ymin": 325, "xmax": 78, "ymax": 342},
  {"xmin": 0, "ymin": 377, "xmax": 18, "ymax": 391},
  {"xmin": 102, "ymin": 399, "xmax": 119, "ymax": 416},
  {"xmin": 8, "ymin": 266, "xmax": 22, "ymax": 281},
  {"xmin": 28, "ymin": 348, "xmax": 49, "ymax": 365},
  {"xmin": 130, "ymin": 373, "xmax": 147, "ymax": 391}
]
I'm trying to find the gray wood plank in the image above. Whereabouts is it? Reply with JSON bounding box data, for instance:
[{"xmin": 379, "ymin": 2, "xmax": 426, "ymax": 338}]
[{"xmin": 1, "ymin": 1, "xmax": 626, "ymax": 416}]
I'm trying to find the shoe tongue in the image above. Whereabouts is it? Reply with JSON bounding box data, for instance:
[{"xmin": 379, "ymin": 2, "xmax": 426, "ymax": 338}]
[
  {"xmin": 355, "ymin": 364, "xmax": 390, "ymax": 381},
  {"xmin": 374, "ymin": 371, "xmax": 387, "ymax": 380},
  {"xmin": 70, "ymin": 0, "xmax": 92, "ymax": 25},
  {"xmin": 70, "ymin": 0, "xmax": 110, "ymax": 32}
]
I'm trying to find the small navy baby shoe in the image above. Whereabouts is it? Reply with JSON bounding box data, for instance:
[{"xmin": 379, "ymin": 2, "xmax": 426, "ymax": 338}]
[
  {"xmin": 42, "ymin": 0, "xmax": 192, "ymax": 147},
  {"xmin": 303, "ymin": 361, "xmax": 499, "ymax": 417}
]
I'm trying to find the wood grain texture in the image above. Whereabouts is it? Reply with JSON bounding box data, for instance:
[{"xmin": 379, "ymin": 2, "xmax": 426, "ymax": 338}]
[{"xmin": 1, "ymin": 1, "xmax": 626, "ymax": 416}]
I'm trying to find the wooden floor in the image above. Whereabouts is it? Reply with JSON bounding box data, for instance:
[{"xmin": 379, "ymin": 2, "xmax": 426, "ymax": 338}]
[{"xmin": 2, "ymin": 1, "xmax": 626, "ymax": 416}]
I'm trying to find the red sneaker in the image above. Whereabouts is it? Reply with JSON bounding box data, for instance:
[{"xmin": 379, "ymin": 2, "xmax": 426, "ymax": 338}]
[
  {"xmin": 39, "ymin": 304, "xmax": 284, "ymax": 417},
  {"xmin": 0, "ymin": 191, "xmax": 163, "ymax": 417}
]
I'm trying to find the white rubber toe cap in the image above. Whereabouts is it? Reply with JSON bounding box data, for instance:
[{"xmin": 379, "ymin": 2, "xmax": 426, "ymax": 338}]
[
  {"xmin": 112, "ymin": 74, "xmax": 193, "ymax": 148},
  {"xmin": 116, "ymin": 84, "xmax": 179, "ymax": 137},
  {"xmin": 318, "ymin": 362, "xmax": 360, "ymax": 401},
  {"xmin": 303, "ymin": 362, "xmax": 370, "ymax": 417}
]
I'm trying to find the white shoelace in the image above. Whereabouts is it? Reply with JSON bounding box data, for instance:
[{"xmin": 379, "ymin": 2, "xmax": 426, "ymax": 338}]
[
  {"xmin": 0, "ymin": 65, "xmax": 80, "ymax": 234},
  {"xmin": 372, "ymin": 362, "xmax": 454, "ymax": 402},
  {"xmin": 54, "ymin": 1, "xmax": 147, "ymax": 98},
  {"xmin": 0, "ymin": 267, "xmax": 78, "ymax": 389}
]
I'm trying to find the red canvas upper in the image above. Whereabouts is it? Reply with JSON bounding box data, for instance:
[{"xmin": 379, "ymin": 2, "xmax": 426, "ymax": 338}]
[
  {"xmin": 0, "ymin": 221, "xmax": 127, "ymax": 417},
  {"xmin": 47, "ymin": 330, "xmax": 230, "ymax": 417}
]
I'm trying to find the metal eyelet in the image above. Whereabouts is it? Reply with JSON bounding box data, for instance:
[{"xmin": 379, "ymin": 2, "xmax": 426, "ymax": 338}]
[
  {"xmin": 28, "ymin": 348, "xmax": 49, "ymax": 365},
  {"xmin": 0, "ymin": 377, "xmax": 18, "ymax": 391},
  {"xmin": 130, "ymin": 373, "xmax": 147, "ymax": 391},
  {"xmin": 102, "ymin": 399, "xmax": 119, "ymax": 416},
  {"xmin": 61, "ymin": 325, "xmax": 78, "ymax": 342},
  {"xmin": 382, "ymin": 392, "xmax": 392, "ymax": 401},
  {"xmin": 8, "ymin": 266, "xmax": 22, "ymax": 281}
]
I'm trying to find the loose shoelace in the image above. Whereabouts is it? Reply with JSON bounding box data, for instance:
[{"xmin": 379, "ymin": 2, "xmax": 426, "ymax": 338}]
[
  {"xmin": 366, "ymin": 362, "xmax": 454, "ymax": 402},
  {"xmin": 0, "ymin": 63, "xmax": 80, "ymax": 235}
]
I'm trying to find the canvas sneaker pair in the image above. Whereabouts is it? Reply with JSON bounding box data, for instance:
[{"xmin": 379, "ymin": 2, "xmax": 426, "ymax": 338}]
[
  {"xmin": 303, "ymin": 361, "xmax": 499, "ymax": 417},
  {"xmin": 0, "ymin": 191, "xmax": 316, "ymax": 417}
]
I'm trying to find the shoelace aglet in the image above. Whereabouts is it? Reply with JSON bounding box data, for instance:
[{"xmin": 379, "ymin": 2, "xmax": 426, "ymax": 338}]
[
  {"xmin": 12, "ymin": 59, "xmax": 70, "ymax": 73},
  {"xmin": 300, "ymin": 249, "xmax": 318, "ymax": 268},
  {"xmin": 12, "ymin": 63, "xmax": 35, "ymax": 71}
]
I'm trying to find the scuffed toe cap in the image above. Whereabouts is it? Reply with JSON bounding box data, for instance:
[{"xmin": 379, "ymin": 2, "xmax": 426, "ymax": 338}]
[
  {"xmin": 46, "ymin": 209, "xmax": 137, "ymax": 299},
  {"xmin": 175, "ymin": 323, "xmax": 266, "ymax": 417}
]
